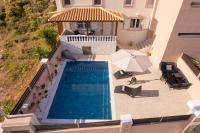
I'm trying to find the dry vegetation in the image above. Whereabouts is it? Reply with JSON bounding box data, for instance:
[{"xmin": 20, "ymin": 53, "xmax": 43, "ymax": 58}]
[{"xmin": 0, "ymin": 0, "xmax": 58, "ymax": 116}]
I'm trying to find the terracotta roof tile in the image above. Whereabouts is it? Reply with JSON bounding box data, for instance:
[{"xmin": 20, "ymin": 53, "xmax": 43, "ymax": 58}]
[{"xmin": 49, "ymin": 7, "xmax": 124, "ymax": 22}]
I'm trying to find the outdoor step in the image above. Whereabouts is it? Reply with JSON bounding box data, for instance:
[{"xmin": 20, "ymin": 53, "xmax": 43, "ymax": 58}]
[{"xmin": 135, "ymin": 39, "xmax": 153, "ymax": 50}]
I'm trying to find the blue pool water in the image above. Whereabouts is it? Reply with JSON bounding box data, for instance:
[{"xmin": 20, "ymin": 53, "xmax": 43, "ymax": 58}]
[{"xmin": 47, "ymin": 61, "xmax": 112, "ymax": 120}]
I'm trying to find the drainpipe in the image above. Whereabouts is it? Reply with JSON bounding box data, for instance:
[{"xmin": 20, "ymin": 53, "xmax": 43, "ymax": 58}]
[{"xmin": 180, "ymin": 100, "xmax": 200, "ymax": 133}]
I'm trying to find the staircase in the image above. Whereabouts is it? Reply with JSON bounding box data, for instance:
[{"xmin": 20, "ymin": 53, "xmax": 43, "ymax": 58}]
[
  {"xmin": 135, "ymin": 38, "xmax": 154, "ymax": 53},
  {"xmin": 135, "ymin": 39, "xmax": 153, "ymax": 51}
]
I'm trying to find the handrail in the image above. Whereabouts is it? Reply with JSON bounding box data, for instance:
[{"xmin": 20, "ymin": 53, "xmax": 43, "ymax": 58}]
[
  {"xmin": 132, "ymin": 115, "xmax": 192, "ymax": 125},
  {"xmin": 34, "ymin": 115, "xmax": 191, "ymax": 131},
  {"xmin": 35, "ymin": 120, "xmax": 121, "ymax": 131},
  {"xmin": 61, "ymin": 35, "xmax": 117, "ymax": 43}
]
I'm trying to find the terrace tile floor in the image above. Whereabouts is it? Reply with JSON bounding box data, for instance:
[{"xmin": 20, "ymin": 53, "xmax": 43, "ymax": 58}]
[{"xmin": 93, "ymin": 55, "xmax": 191, "ymax": 119}]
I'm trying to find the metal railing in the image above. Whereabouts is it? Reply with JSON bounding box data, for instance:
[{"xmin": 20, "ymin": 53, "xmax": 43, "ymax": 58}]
[
  {"xmin": 35, "ymin": 120, "xmax": 121, "ymax": 131},
  {"xmin": 133, "ymin": 115, "xmax": 192, "ymax": 125}
]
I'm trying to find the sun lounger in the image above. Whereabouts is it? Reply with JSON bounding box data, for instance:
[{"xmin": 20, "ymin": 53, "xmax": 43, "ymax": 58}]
[
  {"xmin": 114, "ymin": 85, "xmax": 142, "ymax": 97},
  {"xmin": 114, "ymin": 70, "xmax": 134, "ymax": 79}
]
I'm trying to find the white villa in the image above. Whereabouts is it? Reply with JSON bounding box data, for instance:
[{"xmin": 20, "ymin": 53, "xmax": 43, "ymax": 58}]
[{"xmin": 1, "ymin": 0, "xmax": 200, "ymax": 133}]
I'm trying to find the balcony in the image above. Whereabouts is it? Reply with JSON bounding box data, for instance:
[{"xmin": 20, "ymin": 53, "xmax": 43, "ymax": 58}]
[{"xmin": 60, "ymin": 35, "xmax": 117, "ymax": 55}]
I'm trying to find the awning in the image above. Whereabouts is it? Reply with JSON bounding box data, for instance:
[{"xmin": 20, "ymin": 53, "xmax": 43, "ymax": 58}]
[{"xmin": 49, "ymin": 7, "xmax": 124, "ymax": 22}]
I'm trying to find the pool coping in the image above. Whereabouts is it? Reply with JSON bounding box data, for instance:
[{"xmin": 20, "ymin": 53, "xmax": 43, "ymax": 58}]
[{"xmin": 40, "ymin": 59, "xmax": 116, "ymax": 124}]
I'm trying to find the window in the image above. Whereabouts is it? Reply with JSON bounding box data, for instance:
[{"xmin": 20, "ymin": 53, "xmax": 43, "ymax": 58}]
[
  {"xmin": 63, "ymin": 0, "xmax": 71, "ymax": 5},
  {"xmin": 191, "ymin": 2, "xmax": 200, "ymax": 7},
  {"xmin": 178, "ymin": 33, "xmax": 200, "ymax": 38},
  {"xmin": 124, "ymin": 0, "xmax": 133, "ymax": 6},
  {"xmin": 130, "ymin": 19, "xmax": 142, "ymax": 29},
  {"xmin": 77, "ymin": 22, "xmax": 90, "ymax": 29},
  {"xmin": 146, "ymin": 0, "xmax": 154, "ymax": 8},
  {"xmin": 93, "ymin": 0, "xmax": 102, "ymax": 5}
]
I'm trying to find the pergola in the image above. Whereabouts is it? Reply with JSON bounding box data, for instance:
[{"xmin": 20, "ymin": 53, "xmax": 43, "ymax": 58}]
[{"xmin": 49, "ymin": 7, "xmax": 124, "ymax": 35}]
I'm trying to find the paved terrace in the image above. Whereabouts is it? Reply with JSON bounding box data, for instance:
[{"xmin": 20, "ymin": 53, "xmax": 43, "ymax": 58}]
[
  {"xmin": 90, "ymin": 55, "xmax": 191, "ymax": 119},
  {"xmin": 35, "ymin": 54, "xmax": 192, "ymax": 121}
]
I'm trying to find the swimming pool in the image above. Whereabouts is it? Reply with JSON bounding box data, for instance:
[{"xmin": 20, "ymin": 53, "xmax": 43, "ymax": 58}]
[{"xmin": 47, "ymin": 61, "xmax": 112, "ymax": 120}]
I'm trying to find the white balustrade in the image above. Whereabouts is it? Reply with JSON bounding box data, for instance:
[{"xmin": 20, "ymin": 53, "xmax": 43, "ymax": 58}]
[{"xmin": 61, "ymin": 35, "xmax": 117, "ymax": 43}]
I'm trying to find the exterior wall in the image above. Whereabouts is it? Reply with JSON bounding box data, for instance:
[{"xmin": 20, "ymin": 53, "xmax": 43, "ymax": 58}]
[
  {"xmin": 177, "ymin": 56, "xmax": 200, "ymax": 99},
  {"xmin": 162, "ymin": 0, "xmax": 200, "ymax": 62},
  {"xmin": 117, "ymin": 23, "xmax": 148, "ymax": 48},
  {"xmin": 20, "ymin": 46, "xmax": 62, "ymax": 114},
  {"xmin": 38, "ymin": 121, "xmax": 189, "ymax": 133},
  {"xmin": 151, "ymin": 0, "xmax": 200, "ymax": 67},
  {"xmin": 55, "ymin": 0, "xmax": 155, "ymax": 48},
  {"xmin": 2, "ymin": 114, "xmax": 39, "ymax": 133},
  {"xmin": 39, "ymin": 126, "xmax": 120, "ymax": 133},
  {"xmin": 105, "ymin": 0, "xmax": 154, "ymax": 47},
  {"xmin": 150, "ymin": 0, "xmax": 183, "ymax": 67},
  {"xmin": 60, "ymin": 36, "xmax": 117, "ymax": 54},
  {"xmin": 64, "ymin": 22, "xmax": 104, "ymax": 35},
  {"xmin": 131, "ymin": 121, "xmax": 189, "ymax": 133}
]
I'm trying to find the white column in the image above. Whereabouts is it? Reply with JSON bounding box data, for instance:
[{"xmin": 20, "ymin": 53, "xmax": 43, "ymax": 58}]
[{"xmin": 120, "ymin": 114, "xmax": 133, "ymax": 133}]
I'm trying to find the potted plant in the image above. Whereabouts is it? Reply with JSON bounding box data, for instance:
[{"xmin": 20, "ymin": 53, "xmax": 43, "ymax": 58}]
[
  {"xmin": 193, "ymin": 58, "xmax": 200, "ymax": 70},
  {"xmin": 41, "ymin": 84, "xmax": 46, "ymax": 89}
]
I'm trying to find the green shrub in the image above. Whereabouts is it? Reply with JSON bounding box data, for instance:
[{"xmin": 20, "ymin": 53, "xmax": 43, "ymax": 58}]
[
  {"xmin": 26, "ymin": 46, "xmax": 49, "ymax": 60},
  {"xmin": 194, "ymin": 58, "xmax": 200, "ymax": 69},
  {"xmin": 1, "ymin": 100, "xmax": 15, "ymax": 114},
  {"xmin": 15, "ymin": 35, "xmax": 29, "ymax": 43},
  {"xmin": 0, "ymin": 11, "xmax": 6, "ymax": 20},
  {"xmin": 2, "ymin": 51, "xmax": 14, "ymax": 60},
  {"xmin": 31, "ymin": 1, "xmax": 48, "ymax": 13},
  {"xmin": 4, "ymin": 41, "xmax": 14, "ymax": 48},
  {"xmin": 0, "ymin": 100, "xmax": 16, "ymax": 121},
  {"xmin": 7, "ymin": 61, "xmax": 29, "ymax": 80},
  {"xmin": 15, "ymin": 20, "xmax": 30, "ymax": 33},
  {"xmin": 8, "ymin": 5, "xmax": 24, "ymax": 18},
  {"xmin": 0, "ymin": 6, "xmax": 6, "ymax": 27},
  {"xmin": 29, "ymin": 19, "xmax": 38, "ymax": 31},
  {"xmin": 0, "ymin": 20, "xmax": 6, "ymax": 26},
  {"xmin": 38, "ymin": 26, "xmax": 57, "ymax": 47}
]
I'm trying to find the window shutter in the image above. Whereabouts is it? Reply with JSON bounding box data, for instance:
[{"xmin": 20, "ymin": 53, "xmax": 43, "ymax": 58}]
[
  {"xmin": 124, "ymin": 18, "xmax": 131, "ymax": 29},
  {"xmin": 141, "ymin": 18, "xmax": 150, "ymax": 30}
]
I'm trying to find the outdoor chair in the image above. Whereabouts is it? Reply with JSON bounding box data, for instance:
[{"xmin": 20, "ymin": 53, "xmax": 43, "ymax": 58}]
[
  {"xmin": 160, "ymin": 62, "xmax": 178, "ymax": 74},
  {"xmin": 162, "ymin": 72, "xmax": 191, "ymax": 88},
  {"xmin": 114, "ymin": 70, "xmax": 134, "ymax": 79},
  {"xmin": 114, "ymin": 85, "xmax": 142, "ymax": 97},
  {"xmin": 88, "ymin": 30, "xmax": 95, "ymax": 35}
]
